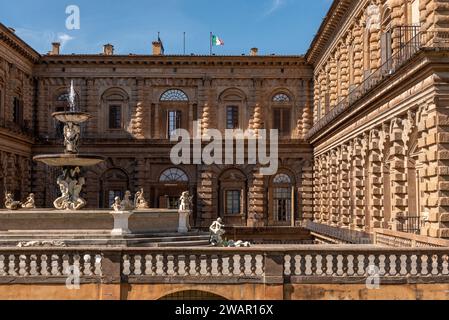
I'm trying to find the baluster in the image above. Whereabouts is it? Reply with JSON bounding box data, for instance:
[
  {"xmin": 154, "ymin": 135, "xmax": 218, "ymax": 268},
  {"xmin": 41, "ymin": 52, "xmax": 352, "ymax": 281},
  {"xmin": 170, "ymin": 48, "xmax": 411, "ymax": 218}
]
[
  {"xmin": 23, "ymin": 254, "xmax": 31, "ymax": 276},
  {"xmin": 373, "ymin": 255, "xmax": 380, "ymax": 277},
  {"xmin": 77, "ymin": 254, "xmax": 84, "ymax": 277},
  {"xmin": 228, "ymin": 255, "xmax": 235, "ymax": 276},
  {"xmin": 151, "ymin": 254, "xmax": 158, "ymax": 276},
  {"xmin": 341, "ymin": 254, "xmax": 348, "ymax": 277},
  {"xmin": 289, "ymin": 254, "xmax": 296, "ymax": 276},
  {"xmin": 299, "ymin": 255, "xmax": 307, "ymax": 276},
  {"xmin": 332, "ymin": 254, "xmax": 339, "ymax": 276},
  {"xmin": 239, "ymin": 255, "xmax": 246, "ymax": 276},
  {"xmin": 140, "ymin": 254, "xmax": 147, "ymax": 276},
  {"xmin": 12, "ymin": 254, "xmax": 20, "ymax": 276},
  {"xmin": 205, "ymin": 255, "xmax": 212, "ymax": 276},
  {"xmin": 217, "ymin": 255, "xmax": 224, "ymax": 276},
  {"xmin": 161, "ymin": 254, "xmax": 169, "ymax": 276},
  {"xmin": 250, "ymin": 255, "xmax": 257, "ymax": 277},
  {"xmin": 184, "ymin": 255, "xmax": 191, "ymax": 276},
  {"xmin": 173, "ymin": 255, "xmax": 180, "ymax": 276},
  {"xmin": 405, "ymin": 254, "xmax": 412, "ymax": 276},
  {"xmin": 310, "ymin": 254, "xmax": 318, "ymax": 276},
  {"xmin": 384, "ymin": 255, "xmax": 391, "ymax": 276},
  {"xmin": 195, "ymin": 255, "xmax": 201, "ymax": 276},
  {"xmin": 129, "ymin": 255, "xmax": 136, "ymax": 276},
  {"xmin": 89, "ymin": 255, "xmax": 97, "ymax": 276},
  {"xmin": 34, "ymin": 255, "xmax": 41, "ymax": 276},
  {"xmin": 1, "ymin": 255, "xmax": 7, "ymax": 276},
  {"xmin": 395, "ymin": 254, "xmax": 402, "ymax": 276},
  {"xmin": 67, "ymin": 254, "xmax": 75, "ymax": 277},
  {"xmin": 56, "ymin": 254, "xmax": 64, "ymax": 276}
]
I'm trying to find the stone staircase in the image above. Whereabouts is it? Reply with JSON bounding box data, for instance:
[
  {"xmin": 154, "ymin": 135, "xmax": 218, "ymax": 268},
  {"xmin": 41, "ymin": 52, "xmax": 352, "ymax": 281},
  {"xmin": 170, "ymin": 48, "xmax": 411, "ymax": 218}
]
[{"xmin": 0, "ymin": 230, "xmax": 211, "ymax": 247}]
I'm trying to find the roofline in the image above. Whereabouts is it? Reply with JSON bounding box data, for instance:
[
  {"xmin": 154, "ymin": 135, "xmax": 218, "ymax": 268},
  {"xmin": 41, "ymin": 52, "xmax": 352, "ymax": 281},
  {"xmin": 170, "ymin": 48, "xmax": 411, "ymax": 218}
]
[{"xmin": 0, "ymin": 22, "xmax": 41, "ymax": 62}]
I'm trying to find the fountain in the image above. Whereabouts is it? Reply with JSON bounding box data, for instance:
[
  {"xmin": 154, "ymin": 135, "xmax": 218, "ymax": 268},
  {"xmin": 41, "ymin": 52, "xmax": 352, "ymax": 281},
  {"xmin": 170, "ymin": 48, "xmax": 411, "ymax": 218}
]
[{"xmin": 33, "ymin": 81, "xmax": 105, "ymax": 210}]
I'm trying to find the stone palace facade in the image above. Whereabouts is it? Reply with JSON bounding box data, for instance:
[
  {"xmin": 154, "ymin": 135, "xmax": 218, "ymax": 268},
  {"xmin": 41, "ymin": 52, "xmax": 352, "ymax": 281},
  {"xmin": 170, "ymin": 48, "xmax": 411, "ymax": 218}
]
[{"xmin": 1, "ymin": 0, "xmax": 449, "ymax": 238}]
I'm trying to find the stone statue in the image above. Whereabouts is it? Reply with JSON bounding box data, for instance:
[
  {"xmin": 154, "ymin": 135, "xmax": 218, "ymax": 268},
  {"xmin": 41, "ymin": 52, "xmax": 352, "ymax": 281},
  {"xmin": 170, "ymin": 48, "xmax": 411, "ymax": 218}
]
[
  {"xmin": 121, "ymin": 191, "xmax": 134, "ymax": 211},
  {"xmin": 111, "ymin": 196, "xmax": 122, "ymax": 212},
  {"xmin": 5, "ymin": 192, "xmax": 22, "ymax": 210},
  {"xmin": 134, "ymin": 188, "xmax": 149, "ymax": 210},
  {"xmin": 54, "ymin": 167, "xmax": 87, "ymax": 210},
  {"xmin": 63, "ymin": 122, "xmax": 80, "ymax": 154},
  {"xmin": 209, "ymin": 218, "xmax": 226, "ymax": 246},
  {"xmin": 22, "ymin": 193, "xmax": 36, "ymax": 209},
  {"xmin": 179, "ymin": 191, "xmax": 193, "ymax": 211}
]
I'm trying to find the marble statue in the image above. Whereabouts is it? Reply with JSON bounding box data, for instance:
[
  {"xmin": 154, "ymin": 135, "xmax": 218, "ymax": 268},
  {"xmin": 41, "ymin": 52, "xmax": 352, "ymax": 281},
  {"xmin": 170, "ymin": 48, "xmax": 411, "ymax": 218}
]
[
  {"xmin": 134, "ymin": 188, "xmax": 149, "ymax": 209},
  {"xmin": 54, "ymin": 167, "xmax": 87, "ymax": 210},
  {"xmin": 209, "ymin": 218, "xmax": 226, "ymax": 246},
  {"xmin": 4, "ymin": 192, "xmax": 22, "ymax": 210},
  {"xmin": 111, "ymin": 196, "xmax": 122, "ymax": 212},
  {"xmin": 121, "ymin": 191, "xmax": 134, "ymax": 211},
  {"xmin": 22, "ymin": 193, "xmax": 36, "ymax": 209},
  {"xmin": 63, "ymin": 122, "xmax": 80, "ymax": 154},
  {"xmin": 179, "ymin": 191, "xmax": 193, "ymax": 211}
]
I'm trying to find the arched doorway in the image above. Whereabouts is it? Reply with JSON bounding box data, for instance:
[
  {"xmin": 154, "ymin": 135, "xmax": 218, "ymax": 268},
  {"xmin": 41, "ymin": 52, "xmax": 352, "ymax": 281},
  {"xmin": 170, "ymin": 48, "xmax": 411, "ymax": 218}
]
[
  {"xmin": 99, "ymin": 168, "xmax": 130, "ymax": 208},
  {"xmin": 156, "ymin": 168, "xmax": 189, "ymax": 209},
  {"xmin": 159, "ymin": 290, "xmax": 227, "ymax": 300}
]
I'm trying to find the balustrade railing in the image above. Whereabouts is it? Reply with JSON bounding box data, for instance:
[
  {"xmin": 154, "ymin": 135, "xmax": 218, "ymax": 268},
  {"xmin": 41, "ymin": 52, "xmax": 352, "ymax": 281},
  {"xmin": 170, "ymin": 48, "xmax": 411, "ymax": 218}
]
[{"xmin": 0, "ymin": 247, "xmax": 447, "ymax": 285}]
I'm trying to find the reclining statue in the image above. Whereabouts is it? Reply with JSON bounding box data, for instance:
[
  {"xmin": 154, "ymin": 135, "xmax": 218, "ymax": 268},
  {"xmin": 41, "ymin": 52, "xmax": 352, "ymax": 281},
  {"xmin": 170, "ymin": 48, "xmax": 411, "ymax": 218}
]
[
  {"xmin": 22, "ymin": 193, "xmax": 36, "ymax": 209},
  {"xmin": 4, "ymin": 192, "xmax": 22, "ymax": 210}
]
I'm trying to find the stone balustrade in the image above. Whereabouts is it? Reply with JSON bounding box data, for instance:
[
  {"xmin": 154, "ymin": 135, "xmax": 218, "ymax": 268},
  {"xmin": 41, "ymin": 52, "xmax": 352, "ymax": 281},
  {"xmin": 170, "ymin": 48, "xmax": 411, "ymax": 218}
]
[
  {"xmin": 0, "ymin": 246, "xmax": 448, "ymax": 285},
  {"xmin": 374, "ymin": 229, "xmax": 449, "ymax": 248}
]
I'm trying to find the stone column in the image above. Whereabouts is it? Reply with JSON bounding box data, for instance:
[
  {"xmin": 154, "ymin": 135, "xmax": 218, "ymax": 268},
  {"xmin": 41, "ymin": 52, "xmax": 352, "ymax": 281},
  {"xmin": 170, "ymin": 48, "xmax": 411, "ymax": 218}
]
[
  {"xmin": 321, "ymin": 154, "xmax": 330, "ymax": 224},
  {"xmin": 340, "ymin": 37, "xmax": 350, "ymax": 98},
  {"xmin": 313, "ymin": 157, "xmax": 322, "ymax": 222},
  {"xmin": 329, "ymin": 56, "xmax": 338, "ymax": 108},
  {"xmin": 303, "ymin": 80, "xmax": 313, "ymax": 137},
  {"xmin": 197, "ymin": 168, "xmax": 216, "ymax": 228},
  {"xmin": 353, "ymin": 23, "xmax": 364, "ymax": 86},
  {"xmin": 313, "ymin": 75, "xmax": 320, "ymax": 123},
  {"xmin": 131, "ymin": 79, "xmax": 145, "ymax": 139},
  {"xmin": 248, "ymin": 169, "xmax": 265, "ymax": 227}
]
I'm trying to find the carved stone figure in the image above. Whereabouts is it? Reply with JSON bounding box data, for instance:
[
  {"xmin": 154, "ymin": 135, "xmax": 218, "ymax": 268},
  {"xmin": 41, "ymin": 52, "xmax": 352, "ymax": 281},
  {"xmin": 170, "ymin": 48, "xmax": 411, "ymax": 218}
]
[
  {"xmin": 179, "ymin": 191, "xmax": 193, "ymax": 211},
  {"xmin": 63, "ymin": 122, "xmax": 80, "ymax": 154},
  {"xmin": 134, "ymin": 188, "xmax": 149, "ymax": 210},
  {"xmin": 121, "ymin": 191, "xmax": 134, "ymax": 211},
  {"xmin": 17, "ymin": 241, "xmax": 67, "ymax": 248},
  {"xmin": 209, "ymin": 218, "xmax": 226, "ymax": 246},
  {"xmin": 111, "ymin": 196, "xmax": 122, "ymax": 212},
  {"xmin": 4, "ymin": 192, "xmax": 21, "ymax": 210},
  {"xmin": 53, "ymin": 167, "xmax": 87, "ymax": 210},
  {"xmin": 22, "ymin": 193, "xmax": 36, "ymax": 209}
]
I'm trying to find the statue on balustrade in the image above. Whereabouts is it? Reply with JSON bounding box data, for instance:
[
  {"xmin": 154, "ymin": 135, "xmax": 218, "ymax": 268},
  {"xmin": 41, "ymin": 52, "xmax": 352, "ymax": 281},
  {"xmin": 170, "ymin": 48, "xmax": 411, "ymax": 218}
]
[
  {"xmin": 179, "ymin": 191, "xmax": 193, "ymax": 211},
  {"xmin": 121, "ymin": 191, "xmax": 134, "ymax": 211},
  {"xmin": 209, "ymin": 218, "xmax": 226, "ymax": 246},
  {"xmin": 134, "ymin": 188, "xmax": 149, "ymax": 210}
]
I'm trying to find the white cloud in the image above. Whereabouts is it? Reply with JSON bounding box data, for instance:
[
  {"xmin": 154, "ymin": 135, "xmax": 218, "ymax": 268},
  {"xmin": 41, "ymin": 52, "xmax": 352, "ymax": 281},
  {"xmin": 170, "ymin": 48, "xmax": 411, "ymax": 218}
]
[
  {"xmin": 265, "ymin": 0, "xmax": 285, "ymax": 16},
  {"xmin": 58, "ymin": 33, "xmax": 75, "ymax": 48}
]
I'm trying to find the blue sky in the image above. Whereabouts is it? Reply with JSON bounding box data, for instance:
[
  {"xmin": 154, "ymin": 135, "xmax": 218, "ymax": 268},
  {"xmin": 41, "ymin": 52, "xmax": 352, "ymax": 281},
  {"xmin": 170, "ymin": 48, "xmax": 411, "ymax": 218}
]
[{"xmin": 1, "ymin": 0, "xmax": 332, "ymax": 55}]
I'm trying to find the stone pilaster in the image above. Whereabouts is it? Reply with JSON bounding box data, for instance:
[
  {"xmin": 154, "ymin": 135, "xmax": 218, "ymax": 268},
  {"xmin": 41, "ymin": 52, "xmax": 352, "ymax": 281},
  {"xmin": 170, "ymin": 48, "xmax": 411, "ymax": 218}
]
[
  {"xmin": 300, "ymin": 161, "xmax": 314, "ymax": 221},
  {"xmin": 369, "ymin": 129, "xmax": 385, "ymax": 229},
  {"xmin": 313, "ymin": 157, "xmax": 322, "ymax": 222},
  {"xmin": 352, "ymin": 136, "xmax": 368, "ymax": 231},
  {"xmin": 329, "ymin": 149, "xmax": 340, "ymax": 226},
  {"xmin": 248, "ymin": 169, "xmax": 265, "ymax": 227},
  {"xmin": 130, "ymin": 79, "xmax": 145, "ymax": 139},
  {"xmin": 340, "ymin": 143, "xmax": 352, "ymax": 228},
  {"xmin": 329, "ymin": 56, "xmax": 338, "ymax": 108},
  {"xmin": 303, "ymin": 80, "xmax": 313, "ymax": 137},
  {"xmin": 353, "ymin": 23, "xmax": 364, "ymax": 86},
  {"xmin": 389, "ymin": 117, "xmax": 408, "ymax": 231},
  {"xmin": 321, "ymin": 154, "xmax": 330, "ymax": 224}
]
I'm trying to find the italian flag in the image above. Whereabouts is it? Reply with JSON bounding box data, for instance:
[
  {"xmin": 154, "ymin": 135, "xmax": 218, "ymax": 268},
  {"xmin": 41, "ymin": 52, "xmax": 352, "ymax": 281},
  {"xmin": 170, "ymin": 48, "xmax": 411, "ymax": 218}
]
[{"xmin": 212, "ymin": 35, "xmax": 224, "ymax": 46}]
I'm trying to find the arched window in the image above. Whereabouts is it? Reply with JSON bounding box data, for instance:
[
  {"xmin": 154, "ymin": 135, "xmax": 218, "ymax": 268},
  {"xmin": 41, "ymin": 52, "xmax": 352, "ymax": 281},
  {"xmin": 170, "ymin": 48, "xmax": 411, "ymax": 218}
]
[
  {"xmin": 271, "ymin": 173, "xmax": 293, "ymax": 224},
  {"xmin": 101, "ymin": 88, "xmax": 129, "ymax": 132},
  {"xmin": 160, "ymin": 168, "xmax": 189, "ymax": 183},
  {"xmin": 160, "ymin": 89, "xmax": 189, "ymax": 102},
  {"xmin": 272, "ymin": 93, "xmax": 291, "ymax": 103}
]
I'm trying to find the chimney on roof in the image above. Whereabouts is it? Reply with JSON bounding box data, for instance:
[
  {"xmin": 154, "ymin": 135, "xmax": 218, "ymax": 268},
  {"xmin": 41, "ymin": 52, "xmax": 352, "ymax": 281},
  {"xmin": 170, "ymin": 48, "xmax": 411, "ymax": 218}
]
[
  {"xmin": 250, "ymin": 48, "xmax": 259, "ymax": 56},
  {"xmin": 103, "ymin": 44, "xmax": 114, "ymax": 56},
  {"xmin": 152, "ymin": 41, "xmax": 163, "ymax": 55},
  {"xmin": 50, "ymin": 42, "xmax": 61, "ymax": 55}
]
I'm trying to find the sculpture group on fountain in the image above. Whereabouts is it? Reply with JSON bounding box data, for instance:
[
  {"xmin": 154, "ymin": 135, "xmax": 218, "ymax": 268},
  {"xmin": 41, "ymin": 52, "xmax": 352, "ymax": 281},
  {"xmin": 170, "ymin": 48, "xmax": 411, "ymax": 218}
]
[
  {"xmin": 112, "ymin": 188, "xmax": 151, "ymax": 212},
  {"xmin": 54, "ymin": 167, "xmax": 86, "ymax": 210},
  {"xmin": 4, "ymin": 192, "xmax": 36, "ymax": 210},
  {"xmin": 209, "ymin": 218, "xmax": 251, "ymax": 248}
]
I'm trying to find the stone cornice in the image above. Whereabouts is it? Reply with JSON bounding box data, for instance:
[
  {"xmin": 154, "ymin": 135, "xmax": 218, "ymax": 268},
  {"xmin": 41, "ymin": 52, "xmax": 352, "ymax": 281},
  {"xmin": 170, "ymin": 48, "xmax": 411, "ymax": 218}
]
[
  {"xmin": 305, "ymin": 0, "xmax": 355, "ymax": 66},
  {"xmin": 39, "ymin": 54, "xmax": 307, "ymax": 67},
  {"xmin": 0, "ymin": 23, "xmax": 41, "ymax": 63}
]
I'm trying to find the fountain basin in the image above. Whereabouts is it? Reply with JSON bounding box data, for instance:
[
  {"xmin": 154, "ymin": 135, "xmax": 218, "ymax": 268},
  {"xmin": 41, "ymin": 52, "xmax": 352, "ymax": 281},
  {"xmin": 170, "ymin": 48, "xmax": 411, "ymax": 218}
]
[
  {"xmin": 52, "ymin": 111, "xmax": 92, "ymax": 124},
  {"xmin": 33, "ymin": 154, "xmax": 105, "ymax": 167}
]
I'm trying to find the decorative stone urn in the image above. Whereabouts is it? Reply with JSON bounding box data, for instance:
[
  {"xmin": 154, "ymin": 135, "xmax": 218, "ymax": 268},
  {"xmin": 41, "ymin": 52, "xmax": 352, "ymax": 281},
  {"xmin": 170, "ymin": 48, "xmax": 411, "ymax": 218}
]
[{"xmin": 110, "ymin": 211, "xmax": 134, "ymax": 236}]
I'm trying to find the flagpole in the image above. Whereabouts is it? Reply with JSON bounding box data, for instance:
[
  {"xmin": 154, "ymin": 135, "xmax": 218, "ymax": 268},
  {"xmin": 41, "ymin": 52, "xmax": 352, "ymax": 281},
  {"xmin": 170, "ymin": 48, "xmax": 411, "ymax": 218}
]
[
  {"xmin": 183, "ymin": 32, "xmax": 186, "ymax": 55},
  {"xmin": 210, "ymin": 32, "xmax": 212, "ymax": 56}
]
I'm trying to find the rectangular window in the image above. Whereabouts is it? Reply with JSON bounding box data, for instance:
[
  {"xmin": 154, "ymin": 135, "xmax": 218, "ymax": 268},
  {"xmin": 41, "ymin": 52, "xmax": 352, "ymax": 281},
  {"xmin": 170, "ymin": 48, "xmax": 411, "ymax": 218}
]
[
  {"xmin": 225, "ymin": 190, "xmax": 241, "ymax": 215},
  {"xmin": 168, "ymin": 110, "xmax": 182, "ymax": 137},
  {"xmin": 411, "ymin": 0, "xmax": 420, "ymax": 26},
  {"xmin": 109, "ymin": 105, "xmax": 122, "ymax": 129},
  {"xmin": 13, "ymin": 97, "xmax": 23, "ymax": 125},
  {"xmin": 273, "ymin": 108, "xmax": 291, "ymax": 137},
  {"xmin": 274, "ymin": 188, "xmax": 292, "ymax": 222},
  {"xmin": 226, "ymin": 106, "xmax": 239, "ymax": 129}
]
